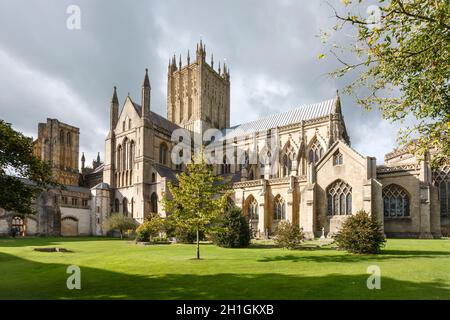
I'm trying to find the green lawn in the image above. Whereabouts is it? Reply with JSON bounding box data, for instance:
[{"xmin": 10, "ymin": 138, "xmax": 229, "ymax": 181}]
[{"xmin": 0, "ymin": 237, "xmax": 449, "ymax": 299}]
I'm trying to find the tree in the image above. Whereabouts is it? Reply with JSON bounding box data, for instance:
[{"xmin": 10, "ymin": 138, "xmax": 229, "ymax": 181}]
[
  {"xmin": 0, "ymin": 120, "xmax": 56, "ymax": 215},
  {"xmin": 213, "ymin": 206, "xmax": 251, "ymax": 248},
  {"xmin": 321, "ymin": 0, "xmax": 449, "ymax": 167},
  {"xmin": 135, "ymin": 212, "xmax": 166, "ymax": 242},
  {"xmin": 103, "ymin": 213, "xmax": 138, "ymax": 239},
  {"xmin": 162, "ymin": 148, "xmax": 230, "ymax": 259},
  {"xmin": 273, "ymin": 221, "xmax": 304, "ymax": 250},
  {"xmin": 334, "ymin": 210, "xmax": 386, "ymax": 254}
]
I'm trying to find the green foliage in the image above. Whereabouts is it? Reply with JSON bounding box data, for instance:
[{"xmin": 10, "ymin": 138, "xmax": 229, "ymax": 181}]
[
  {"xmin": 0, "ymin": 120, "xmax": 56, "ymax": 214},
  {"xmin": 322, "ymin": 0, "xmax": 450, "ymax": 167},
  {"xmin": 162, "ymin": 147, "xmax": 230, "ymax": 258},
  {"xmin": 173, "ymin": 226, "xmax": 205, "ymax": 244},
  {"xmin": 135, "ymin": 212, "xmax": 166, "ymax": 242},
  {"xmin": 334, "ymin": 210, "xmax": 386, "ymax": 254},
  {"xmin": 103, "ymin": 213, "xmax": 138, "ymax": 239},
  {"xmin": 213, "ymin": 206, "xmax": 251, "ymax": 248},
  {"xmin": 273, "ymin": 221, "xmax": 305, "ymax": 249}
]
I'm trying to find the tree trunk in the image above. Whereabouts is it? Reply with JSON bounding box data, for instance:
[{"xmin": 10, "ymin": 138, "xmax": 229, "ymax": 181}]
[
  {"xmin": 196, "ymin": 226, "xmax": 200, "ymax": 260},
  {"xmin": 120, "ymin": 230, "xmax": 123, "ymax": 240}
]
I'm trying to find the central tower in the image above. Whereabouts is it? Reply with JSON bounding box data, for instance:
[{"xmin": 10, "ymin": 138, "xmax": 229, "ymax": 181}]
[{"xmin": 167, "ymin": 40, "xmax": 230, "ymax": 135}]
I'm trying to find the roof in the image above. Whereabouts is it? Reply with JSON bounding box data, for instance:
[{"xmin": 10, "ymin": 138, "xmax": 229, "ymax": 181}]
[
  {"xmin": 130, "ymin": 100, "xmax": 181, "ymax": 133},
  {"xmin": 153, "ymin": 164, "xmax": 180, "ymax": 183},
  {"xmin": 221, "ymin": 97, "xmax": 337, "ymax": 140},
  {"xmin": 93, "ymin": 182, "xmax": 110, "ymax": 190}
]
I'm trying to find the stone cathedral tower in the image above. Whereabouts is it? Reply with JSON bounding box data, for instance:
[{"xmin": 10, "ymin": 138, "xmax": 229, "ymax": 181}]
[
  {"xmin": 33, "ymin": 118, "xmax": 80, "ymax": 185},
  {"xmin": 167, "ymin": 40, "xmax": 230, "ymax": 135}
]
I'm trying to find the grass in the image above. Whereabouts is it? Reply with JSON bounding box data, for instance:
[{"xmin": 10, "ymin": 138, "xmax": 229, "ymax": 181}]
[{"xmin": 0, "ymin": 237, "xmax": 449, "ymax": 299}]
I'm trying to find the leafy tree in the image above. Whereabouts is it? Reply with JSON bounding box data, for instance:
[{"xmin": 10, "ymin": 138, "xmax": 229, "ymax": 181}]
[
  {"xmin": 135, "ymin": 212, "xmax": 166, "ymax": 242},
  {"xmin": 103, "ymin": 213, "xmax": 138, "ymax": 240},
  {"xmin": 273, "ymin": 221, "xmax": 304, "ymax": 250},
  {"xmin": 321, "ymin": 0, "xmax": 449, "ymax": 167},
  {"xmin": 0, "ymin": 120, "xmax": 56, "ymax": 214},
  {"xmin": 213, "ymin": 206, "xmax": 251, "ymax": 248},
  {"xmin": 162, "ymin": 148, "xmax": 230, "ymax": 259},
  {"xmin": 334, "ymin": 210, "xmax": 386, "ymax": 254}
]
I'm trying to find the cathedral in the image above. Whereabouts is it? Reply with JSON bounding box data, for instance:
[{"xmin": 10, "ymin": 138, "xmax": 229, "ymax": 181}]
[{"xmin": 1, "ymin": 40, "xmax": 449, "ymax": 238}]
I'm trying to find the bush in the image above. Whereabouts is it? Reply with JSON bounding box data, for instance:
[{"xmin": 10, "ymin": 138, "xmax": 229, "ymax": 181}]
[
  {"xmin": 334, "ymin": 210, "xmax": 386, "ymax": 254},
  {"xmin": 273, "ymin": 221, "xmax": 304, "ymax": 249},
  {"xmin": 135, "ymin": 212, "xmax": 165, "ymax": 243},
  {"xmin": 103, "ymin": 213, "xmax": 138, "ymax": 239},
  {"xmin": 213, "ymin": 206, "xmax": 250, "ymax": 248},
  {"xmin": 174, "ymin": 227, "xmax": 205, "ymax": 244}
]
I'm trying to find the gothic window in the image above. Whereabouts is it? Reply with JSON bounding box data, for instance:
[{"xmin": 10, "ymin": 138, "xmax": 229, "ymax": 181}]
[
  {"xmin": 383, "ymin": 184, "xmax": 410, "ymax": 217},
  {"xmin": 327, "ymin": 179, "xmax": 352, "ymax": 215},
  {"xmin": 435, "ymin": 165, "xmax": 450, "ymax": 216},
  {"xmin": 67, "ymin": 132, "xmax": 71, "ymax": 145},
  {"xmin": 129, "ymin": 141, "xmax": 135, "ymax": 170},
  {"xmin": 273, "ymin": 195, "xmax": 286, "ymax": 221},
  {"xmin": 122, "ymin": 121, "xmax": 125, "ymax": 131},
  {"xmin": 151, "ymin": 172, "xmax": 156, "ymax": 183},
  {"xmin": 122, "ymin": 198, "xmax": 128, "ymax": 216},
  {"xmin": 117, "ymin": 145, "xmax": 122, "ymax": 171},
  {"xmin": 308, "ymin": 140, "xmax": 324, "ymax": 164},
  {"xmin": 114, "ymin": 199, "xmax": 120, "ymax": 213},
  {"xmin": 159, "ymin": 143, "xmax": 168, "ymax": 165},
  {"xmin": 282, "ymin": 154, "xmax": 292, "ymax": 177},
  {"xmin": 150, "ymin": 193, "xmax": 158, "ymax": 213},
  {"xmin": 221, "ymin": 156, "xmax": 230, "ymax": 174},
  {"xmin": 59, "ymin": 130, "xmax": 64, "ymax": 143},
  {"xmin": 128, "ymin": 119, "xmax": 132, "ymax": 129},
  {"xmin": 333, "ymin": 151, "xmax": 343, "ymax": 166},
  {"xmin": 247, "ymin": 196, "xmax": 258, "ymax": 220}
]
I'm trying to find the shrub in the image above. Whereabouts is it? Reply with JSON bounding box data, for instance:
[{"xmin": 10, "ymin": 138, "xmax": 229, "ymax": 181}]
[
  {"xmin": 174, "ymin": 227, "xmax": 205, "ymax": 244},
  {"xmin": 103, "ymin": 213, "xmax": 138, "ymax": 239},
  {"xmin": 213, "ymin": 206, "xmax": 250, "ymax": 248},
  {"xmin": 334, "ymin": 210, "xmax": 386, "ymax": 254},
  {"xmin": 273, "ymin": 221, "xmax": 304, "ymax": 249},
  {"xmin": 135, "ymin": 212, "xmax": 165, "ymax": 243}
]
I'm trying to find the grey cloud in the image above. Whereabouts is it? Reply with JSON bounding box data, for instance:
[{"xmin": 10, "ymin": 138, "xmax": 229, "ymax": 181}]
[{"xmin": 0, "ymin": 0, "xmax": 399, "ymax": 165}]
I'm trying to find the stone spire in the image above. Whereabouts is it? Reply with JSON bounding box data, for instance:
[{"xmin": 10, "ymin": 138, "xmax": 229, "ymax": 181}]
[
  {"xmin": 110, "ymin": 86, "xmax": 119, "ymax": 130},
  {"xmin": 141, "ymin": 68, "xmax": 151, "ymax": 120},
  {"xmin": 81, "ymin": 152, "xmax": 85, "ymax": 170}
]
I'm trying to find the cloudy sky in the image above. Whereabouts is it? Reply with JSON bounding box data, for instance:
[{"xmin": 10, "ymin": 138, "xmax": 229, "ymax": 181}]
[{"xmin": 0, "ymin": 0, "xmax": 400, "ymax": 166}]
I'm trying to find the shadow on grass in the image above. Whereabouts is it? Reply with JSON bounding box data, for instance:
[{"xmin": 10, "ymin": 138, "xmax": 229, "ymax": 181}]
[
  {"xmin": 0, "ymin": 251, "xmax": 448, "ymax": 300},
  {"xmin": 257, "ymin": 248, "xmax": 450, "ymax": 263},
  {"xmin": 0, "ymin": 236, "xmax": 121, "ymax": 248}
]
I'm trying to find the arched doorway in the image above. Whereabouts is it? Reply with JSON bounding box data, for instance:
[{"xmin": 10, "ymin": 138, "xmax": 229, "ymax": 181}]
[
  {"xmin": 61, "ymin": 217, "xmax": 79, "ymax": 236},
  {"xmin": 11, "ymin": 216, "xmax": 25, "ymax": 236}
]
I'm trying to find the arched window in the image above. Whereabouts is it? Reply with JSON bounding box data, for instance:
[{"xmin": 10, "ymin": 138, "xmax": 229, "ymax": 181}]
[
  {"xmin": 383, "ymin": 184, "xmax": 410, "ymax": 217},
  {"xmin": 327, "ymin": 179, "xmax": 352, "ymax": 215},
  {"xmin": 308, "ymin": 140, "xmax": 324, "ymax": 164},
  {"xmin": 117, "ymin": 145, "xmax": 122, "ymax": 171},
  {"xmin": 333, "ymin": 151, "xmax": 343, "ymax": 166},
  {"xmin": 151, "ymin": 172, "xmax": 156, "ymax": 183},
  {"xmin": 122, "ymin": 121, "xmax": 125, "ymax": 131},
  {"xmin": 246, "ymin": 196, "xmax": 258, "ymax": 220},
  {"xmin": 67, "ymin": 132, "xmax": 71, "ymax": 145},
  {"xmin": 122, "ymin": 139, "xmax": 128, "ymax": 170},
  {"xmin": 122, "ymin": 198, "xmax": 128, "ymax": 216},
  {"xmin": 114, "ymin": 199, "xmax": 120, "ymax": 212},
  {"xmin": 282, "ymin": 154, "xmax": 292, "ymax": 177},
  {"xmin": 159, "ymin": 143, "xmax": 168, "ymax": 165},
  {"xmin": 59, "ymin": 130, "xmax": 65, "ymax": 143},
  {"xmin": 434, "ymin": 165, "xmax": 450, "ymax": 216},
  {"xmin": 128, "ymin": 119, "xmax": 132, "ymax": 129},
  {"xmin": 129, "ymin": 141, "xmax": 135, "ymax": 170},
  {"xmin": 150, "ymin": 193, "xmax": 158, "ymax": 213},
  {"xmin": 273, "ymin": 195, "xmax": 286, "ymax": 221},
  {"xmin": 221, "ymin": 156, "xmax": 230, "ymax": 174}
]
